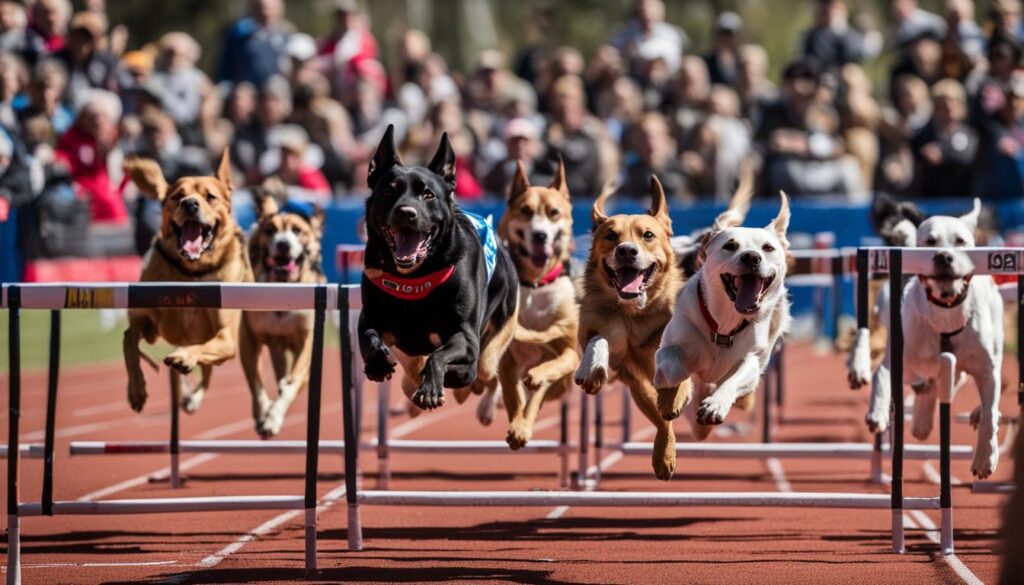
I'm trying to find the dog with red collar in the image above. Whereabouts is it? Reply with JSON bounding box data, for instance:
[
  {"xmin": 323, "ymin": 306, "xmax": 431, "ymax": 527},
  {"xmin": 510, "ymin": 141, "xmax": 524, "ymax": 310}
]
[
  {"xmin": 653, "ymin": 185, "xmax": 791, "ymax": 442},
  {"xmin": 859, "ymin": 199, "xmax": 1004, "ymax": 479},
  {"xmin": 359, "ymin": 126, "xmax": 519, "ymax": 415}
]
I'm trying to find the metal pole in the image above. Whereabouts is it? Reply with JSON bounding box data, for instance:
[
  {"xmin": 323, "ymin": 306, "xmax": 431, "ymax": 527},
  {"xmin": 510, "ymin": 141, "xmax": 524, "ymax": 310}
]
[
  {"xmin": 576, "ymin": 390, "xmax": 590, "ymax": 490},
  {"xmin": 169, "ymin": 370, "xmax": 181, "ymax": 489},
  {"xmin": 593, "ymin": 389, "xmax": 604, "ymax": 485},
  {"xmin": 377, "ymin": 380, "xmax": 390, "ymax": 490},
  {"xmin": 558, "ymin": 398, "xmax": 569, "ymax": 488},
  {"xmin": 889, "ymin": 249, "xmax": 905, "ymax": 553},
  {"xmin": 762, "ymin": 355, "xmax": 773, "ymax": 444},
  {"xmin": 41, "ymin": 310, "xmax": 61, "ymax": 515},
  {"xmin": 339, "ymin": 287, "xmax": 362, "ymax": 550},
  {"xmin": 775, "ymin": 341, "xmax": 785, "ymax": 413},
  {"xmin": 870, "ymin": 433, "xmax": 884, "ymax": 484},
  {"xmin": 7, "ymin": 286, "xmax": 22, "ymax": 585},
  {"xmin": 831, "ymin": 255, "xmax": 843, "ymax": 342},
  {"xmin": 938, "ymin": 352, "xmax": 955, "ymax": 556},
  {"xmin": 303, "ymin": 286, "xmax": 327, "ymax": 577},
  {"xmin": 620, "ymin": 384, "xmax": 631, "ymax": 445}
]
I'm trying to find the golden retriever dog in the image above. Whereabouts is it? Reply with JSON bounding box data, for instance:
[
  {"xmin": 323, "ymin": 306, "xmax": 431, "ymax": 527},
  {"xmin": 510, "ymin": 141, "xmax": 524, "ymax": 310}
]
[
  {"xmin": 240, "ymin": 181, "xmax": 325, "ymax": 437},
  {"xmin": 122, "ymin": 151, "xmax": 253, "ymax": 413},
  {"xmin": 494, "ymin": 160, "xmax": 579, "ymax": 449},
  {"xmin": 574, "ymin": 177, "xmax": 690, "ymax": 480}
]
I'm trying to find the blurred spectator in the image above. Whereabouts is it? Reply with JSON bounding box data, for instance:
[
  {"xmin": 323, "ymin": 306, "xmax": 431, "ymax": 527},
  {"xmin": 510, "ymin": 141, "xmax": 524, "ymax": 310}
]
[
  {"xmin": 55, "ymin": 88, "xmax": 126, "ymax": 224},
  {"xmin": 890, "ymin": 28, "xmax": 945, "ymax": 93},
  {"xmin": 153, "ymin": 32, "xmax": 206, "ymax": 145},
  {"xmin": 0, "ymin": 51, "xmax": 25, "ymax": 129},
  {"xmin": 611, "ymin": 0, "xmax": 688, "ymax": 78},
  {"xmin": 988, "ymin": 0, "xmax": 1024, "ymax": 46},
  {"xmin": 623, "ymin": 112, "xmax": 687, "ymax": 199},
  {"xmin": 483, "ymin": 117, "xmax": 546, "ymax": 196},
  {"xmin": 289, "ymin": 78, "xmax": 354, "ymax": 192},
  {"xmin": 218, "ymin": 0, "xmax": 294, "ymax": 86},
  {"xmin": 24, "ymin": 0, "xmax": 71, "ymax": 64},
  {"xmin": 945, "ymin": 0, "xmax": 984, "ymax": 70},
  {"xmin": 232, "ymin": 75, "xmax": 292, "ymax": 185},
  {"xmin": 0, "ymin": 1, "xmax": 26, "ymax": 53},
  {"xmin": 802, "ymin": 0, "xmax": 875, "ymax": 70},
  {"xmin": 406, "ymin": 98, "xmax": 482, "ymax": 199},
  {"xmin": 18, "ymin": 59, "xmax": 73, "ymax": 141},
  {"xmin": 318, "ymin": 0, "xmax": 377, "ymax": 72},
  {"xmin": 705, "ymin": 12, "xmax": 741, "ymax": 88},
  {"xmin": 692, "ymin": 85, "xmax": 753, "ymax": 199},
  {"xmin": 978, "ymin": 71, "xmax": 1024, "ymax": 199},
  {"xmin": 910, "ymin": 78, "xmax": 977, "ymax": 197},
  {"xmin": 668, "ymin": 56, "xmax": 711, "ymax": 146},
  {"xmin": 264, "ymin": 124, "xmax": 331, "ymax": 204},
  {"xmin": 838, "ymin": 64, "xmax": 881, "ymax": 191},
  {"xmin": 0, "ymin": 128, "xmax": 32, "ymax": 223},
  {"xmin": 877, "ymin": 74, "xmax": 932, "ymax": 194},
  {"xmin": 892, "ymin": 0, "xmax": 947, "ymax": 50},
  {"xmin": 343, "ymin": 59, "xmax": 408, "ymax": 187},
  {"xmin": 737, "ymin": 44, "xmax": 777, "ymax": 127},
  {"xmin": 543, "ymin": 76, "xmax": 602, "ymax": 197},
  {"xmin": 55, "ymin": 11, "xmax": 119, "ymax": 106}
]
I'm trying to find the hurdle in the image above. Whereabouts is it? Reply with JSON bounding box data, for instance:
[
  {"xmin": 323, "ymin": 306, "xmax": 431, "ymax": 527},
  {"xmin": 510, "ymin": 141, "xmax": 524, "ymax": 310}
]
[
  {"xmin": 338, "ymin": 247, "xmax": 962, "ymax": 556},
  {"xmin": 2, "ymin": 282, "xmax": 346, "ymax": 583}
]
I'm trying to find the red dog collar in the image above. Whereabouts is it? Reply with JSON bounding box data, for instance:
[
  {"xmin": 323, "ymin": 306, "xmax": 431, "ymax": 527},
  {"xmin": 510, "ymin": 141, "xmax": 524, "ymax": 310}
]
[
  {"xmin": 367, "ymin": 265, "xmax": 456, "ymax": 300},
  {"xmin": 919, "ymin": 274, "xmax": 972, "ymax": 308},
  {"xmin": 697, "ymin": 278, "xmax": 749, "ymax": 348},
  {"xmin": 521, "ymin": 263, "xmax": 565, "ymax": 288}
]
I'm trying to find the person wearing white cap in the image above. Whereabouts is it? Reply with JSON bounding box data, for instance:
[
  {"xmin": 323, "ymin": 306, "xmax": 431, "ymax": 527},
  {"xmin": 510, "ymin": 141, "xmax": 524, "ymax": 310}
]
[
  {"xmin": 284, "ymin": 32, "xmax": 319, "ymax": 87},
  {"xmin": 483, "ymin": 117, "xmax": 545, "ymax": 195}
]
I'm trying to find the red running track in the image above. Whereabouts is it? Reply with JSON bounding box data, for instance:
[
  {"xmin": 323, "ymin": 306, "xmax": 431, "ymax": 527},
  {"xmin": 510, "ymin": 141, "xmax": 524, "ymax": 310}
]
[{"xmin": 0, "ymin": 342, "xmax": 1016, "ymax": 584}]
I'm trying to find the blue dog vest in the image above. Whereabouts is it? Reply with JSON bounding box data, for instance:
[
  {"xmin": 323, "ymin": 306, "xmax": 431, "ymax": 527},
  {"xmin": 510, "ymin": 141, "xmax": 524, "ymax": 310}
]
[{"xmin": 463, "ymin": 211, "xmax": 497, "ymax": 283}]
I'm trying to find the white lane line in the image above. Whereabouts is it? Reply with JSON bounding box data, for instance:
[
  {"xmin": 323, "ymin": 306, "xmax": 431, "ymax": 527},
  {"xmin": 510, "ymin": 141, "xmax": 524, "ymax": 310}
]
[
  {"xmin": 546, "ymin": 506, "xmax": 569, "ymax": 519},
  {"xmin": 922, "ymin": 461, "xmax": 962, "ymax": 486},
  {"xmin": 3, "ymin": 560, "xmax": 179, "ymax": 570},
  {"xmin": 765, "ymin": 457, "xmax": 792, "ymax": 492},
  {"xmin": 907, "ymin": 510, "xmax": 984, "ymax": 585}
]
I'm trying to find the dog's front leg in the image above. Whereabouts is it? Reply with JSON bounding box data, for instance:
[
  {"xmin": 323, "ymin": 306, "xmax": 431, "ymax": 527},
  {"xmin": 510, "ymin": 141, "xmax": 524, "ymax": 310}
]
[
  {"xmin": 621, "ymin": 371, "xmax": 676, "ymax": 481},
  {"xmin": 866, "ymin": 345, "xmax": 894, "ymax": 433},
  {"xmin": 696, "ymin": 355, "xmax": 761, "ymax": 426},
  {"xmin": 653, "ymin": 344, "xmax": 690, "ymax": 391},
  {"xmin": 574, "ymin": 336, "xmax": 610, "ymax": 394},
  {"xmin": 847, "ymin": 327, "xmax": 872, "ymax": 389},
  {"xmin": 123, "ymin": 315, "xmax": 152, "ymax": 412},
  {"xmin": 972, "ymin": 366, "xmax": 1002, "ymax": 479},
  {"xmin": 910, "ymin": 379, "xmax": 938, "ymax": 440},
  {"xmin": 164, "ymin": 323, "xmax": 239, "ymax": 374},
  {"xmin": 414, "ymin": 329, "xmax": 476, "ymax": 410},
  {"xmin": 359, "ymin": 311, "xmax": 395, "ymax": 382},
  {"xmin": 261, "ymin": 337, "xmax": 314, "ymax": 438},
  {"xmin": 524, "ymin": 345, "xmax": 579, "ymax": 392},
  {"xmin": 239, "ymin": 322, "xmax": 272, "ymax": 431}
]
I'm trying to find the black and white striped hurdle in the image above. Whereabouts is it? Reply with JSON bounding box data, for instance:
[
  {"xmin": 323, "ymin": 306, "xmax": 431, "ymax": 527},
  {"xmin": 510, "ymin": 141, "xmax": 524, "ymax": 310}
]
[{"xmin": 1, "ymin": 282, "xmax": 348, "ymax": 583}]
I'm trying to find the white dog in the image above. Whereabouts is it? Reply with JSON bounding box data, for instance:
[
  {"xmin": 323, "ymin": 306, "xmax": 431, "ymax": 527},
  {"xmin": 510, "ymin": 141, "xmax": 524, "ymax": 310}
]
[
  {"xmin": 653, "ymin": 193, "xmax": 792, "ymax": 441},
  {"xmin": 850, "ymin": 199, "xmax": 1003, "ymax": 479}
]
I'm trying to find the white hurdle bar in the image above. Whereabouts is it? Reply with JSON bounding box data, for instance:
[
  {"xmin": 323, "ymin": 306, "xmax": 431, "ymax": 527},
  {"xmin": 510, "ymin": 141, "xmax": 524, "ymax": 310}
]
[
  {"xmin": 0, "ymin": 445, "xmax": 43, "ymax": 458},
  {"xmin": 65, "ymin": 439, "xmax": 573, "ymax": 455},
  {"xmin": 3, "ymin": 282, "xmax": 348, "ymax": 583}
]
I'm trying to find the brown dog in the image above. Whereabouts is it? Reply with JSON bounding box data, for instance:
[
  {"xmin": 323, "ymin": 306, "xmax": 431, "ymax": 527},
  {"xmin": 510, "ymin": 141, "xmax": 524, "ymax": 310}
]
[
  {"xmin": 122, "ymin": 151, "xmax": 252, "ymax": 413},
  {"xmin": 574, "ymin": 177, "xmax": 690, "ymax": 480},
  {"xmin": 494, "ymin": 160, "xmax": 579, "ymax": 449},
  {"xmin": 240, "ymin": 181, "xmax": 325, "ymax": 437}
]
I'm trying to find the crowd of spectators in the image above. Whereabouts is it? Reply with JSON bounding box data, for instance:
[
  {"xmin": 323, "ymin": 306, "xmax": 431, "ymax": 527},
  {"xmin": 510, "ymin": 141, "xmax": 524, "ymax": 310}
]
[{"xmin": 1, "ymin": 0, "xmax": 1023, "ymax": 260}]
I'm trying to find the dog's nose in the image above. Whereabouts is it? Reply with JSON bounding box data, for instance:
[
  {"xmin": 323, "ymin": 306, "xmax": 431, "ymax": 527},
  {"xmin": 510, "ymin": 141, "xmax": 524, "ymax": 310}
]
[
  {"xmin": 740, "ymin": 251, "xmax": 762, "ymax": 268},
  {"xmin": 935, "ymin": 251, "xmax": 954, "ymax": 267},
  {"xmin": 615, "ymin": 242, "xmax": 639, "ymax": 261},
  {"xmin": 395, "ymin": 206, "xmax": 418, "ymax": 223},
  {"xmin": 531, "ymin": 231, "xmax": 548, "ymax": 245},
  {"xmin": 275, "ymin": 240, "xmax": 291, "ymax": 253},
  {"xmin": 182, "ymin": 198, "xmax": 200, "ymax": 215}
]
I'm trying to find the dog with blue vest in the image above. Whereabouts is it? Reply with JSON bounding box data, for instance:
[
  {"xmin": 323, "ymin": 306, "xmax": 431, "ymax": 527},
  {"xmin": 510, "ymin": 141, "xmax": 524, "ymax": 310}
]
[{"xmin": 359, "ymin": 126, "xmax": 519, "ymax": 418}]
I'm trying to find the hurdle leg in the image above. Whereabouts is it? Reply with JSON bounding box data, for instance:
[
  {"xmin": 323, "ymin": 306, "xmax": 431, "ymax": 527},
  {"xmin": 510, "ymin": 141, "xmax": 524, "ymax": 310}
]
[
  {"xmin": 377, "ymin": 379, "xmax": 391, "ymax": 490},
  {"xmin": 775, "ymin": 341, "xmax": 785, "ymax": 415},
  {"xmin": 889, "ymin": 249, "xmax": 906, "ymax": 554},
  {"xmin": 574, "ymin": 390, "xmax": 590, "ymax": 490},
  {"xmin": 169, "ymin": 369, "xmax": 181, "ymax": 489},
  {"xmin": 762, "ymin": 355, "xmax": 773, "ymax": 444},
  {"xmin": 558, "ymin": 398, "xmax": 569, "ymax": 488},
  {"xmin": 870, "ymin": 433, "xmax": 885, "ymax": 484},
  {"xmin": 593, "ymin": 389, "xmax": 604, "ymax": 485},
  {"xmin": 340, "ymin": 291, "xmax": 363, "ymax": 551},
  {"xmin": 621, "ymin": 383, "xmax": 631, "ymax": 445},
  {"xmin": 938, "ymin": 352, "xmax": 955, "ymax": 556},
  {"xmin": 42, "ymin": 310, "xmax": 61, "ymax": 516},
  {"xmin": 303, "ymin": 287, "xmax": 327, "ymax": 576},
  {"xmin": 7, "ymin": 287, "xmax": 22, "ymax": 585}
]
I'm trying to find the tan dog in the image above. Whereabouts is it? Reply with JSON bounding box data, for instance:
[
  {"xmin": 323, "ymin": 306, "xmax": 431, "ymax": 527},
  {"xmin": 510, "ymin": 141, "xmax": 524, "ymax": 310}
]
[
  {"xmin": 574, "ymin": 177, "xmax": 690, "ymax": 480},
  {"xmin": 240, "ymin": 181, "xmax": 325, "ymax": 437},
  {"xmin": 122, "ymin": 151, "xmax": 253, "ymax": 413},
  {"xmin": 494, "ymin": 160, "xmax": 579, "ymax": 449}
]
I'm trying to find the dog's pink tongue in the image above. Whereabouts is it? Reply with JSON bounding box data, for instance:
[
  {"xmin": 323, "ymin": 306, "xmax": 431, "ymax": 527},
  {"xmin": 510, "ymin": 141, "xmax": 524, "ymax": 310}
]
[
  {"xmin": 617, "ymin": 267, "xmax": 644, "ymax": 294},
  {"xmin": 179, "ymin": 222, "xmax": 204, "ymax": 260},
  {"xmin": 394, "ymin": 230, "xmax": 426, "ymax": 260},
  {"xmin": 735, "ymin": 274, "xmax": 761, "ymax": 312}
]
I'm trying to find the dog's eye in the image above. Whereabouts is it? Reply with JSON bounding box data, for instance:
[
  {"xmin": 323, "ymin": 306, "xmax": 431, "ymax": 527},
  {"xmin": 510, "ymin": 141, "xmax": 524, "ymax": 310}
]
[
  {"xmin": 206, "ymin": 194, "xmax": 215, "ymax": 203},
  {"xmin": 762, "ymin": 243, "xmax": 775, "ymax": 253},
  {"xmin": 548, "ymin": 208, "xmax": 560, "ymax": 219},
  {"xmin": 292, "ymin": 227, "xmax": 302, "ymax": 236},
  {"xmin": 925, "ymin": 237, "xmax": 937, "ymax": 246},
  {"xmin": 722, "ymin": 241, "xmax": 739, "ymax": 252},
  {"xmin": 603, "ymin": 230, "xmax": 618, "ymax": 242},
  {"xmin": 422, "ymin": 190, "xmax": 435, "ymax": 200},
  {"xmin": 642, "ymin": 230, "xmax": 655, "ymax": 241},
  {"xmin": 520, "ymin": 205, "xmax": 533, "ymax": 218},
  {"xmin": 954, "ymin": 237, "xmax": 966, "ymax": 245}
]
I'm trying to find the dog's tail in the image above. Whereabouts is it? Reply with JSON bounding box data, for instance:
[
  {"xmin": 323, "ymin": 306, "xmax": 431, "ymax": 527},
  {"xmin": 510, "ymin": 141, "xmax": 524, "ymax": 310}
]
[
  {"xmin": 735, "ymin": 392, "xmax": 756, "ymax": 413},
  {"xmin": 712, "ymin": 163, "xmax": 755, "ymax": 232}
]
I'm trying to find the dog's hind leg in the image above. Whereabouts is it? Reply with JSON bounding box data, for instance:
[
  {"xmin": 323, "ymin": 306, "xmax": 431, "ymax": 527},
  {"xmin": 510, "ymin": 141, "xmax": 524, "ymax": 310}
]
[
  {"xmin": 261, "ymin": 337, "xmax": 313, "ymax": 438},
  {"xmin": 686, "ymin": 381, "xmax": 716, "ymax": 441},
  {"xmin": 181, "ymin": 364, "xmax": 213, "ymax": 414},
  {"xmin": 622, "ymin": 371, "xmax": 676, "ymax": 481},
  {"xmin": 239, "ymin": 322, "xmax": 272, "ymax": 430},
  {"xmin": 475, "ymin": 378, "xmax": 500, "ymax": 426},
  {"xmin": 910, "ymin": 379, "xmax": 938, "ymax": 440},
  {"xmin": 500, "ymin": 353, "xmax": 528, "ymax": 447},
  {"xmin": 972, "ymin": 365, "xmax": 1002, "ymax": 479},
  {"xmin": 476, "ymin": 306, "xmax": 519, "ymax": 389},
  {"xmin": 123, "ymin": 314, "xmax": 156, "ymax": 412},
  {"xmin": 866, "ymin": 348, "xmax": 894, "ymax": 433}
]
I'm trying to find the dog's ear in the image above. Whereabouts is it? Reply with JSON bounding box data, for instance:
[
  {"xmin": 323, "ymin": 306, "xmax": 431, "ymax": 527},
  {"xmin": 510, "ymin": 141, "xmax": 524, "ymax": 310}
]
[
  {"xmin": 768, "ymin": 191, "xmax": 791, "ymax": 248},
  {"xmin": 509, "ymin": 159, "xmax": 530, "ymax": 202},
  {"xmin": 310, "ymin": 205, "xmax": 325, "ymax": 238},
  {"xmin": 123, "ymin": 157, "xmax": 168, "ymax": 201},
  {"xmin": 368, "ymin": 124, "xmax": 402, "ymax": 191},
  {"xmin": 216, "ymin": 148, "xmax": 233, "ymax": 193},
  {"xmin": 548, "ymin": 155, "xmax": 570, "ymax": 200},
  {"xmin": 959, "ymin": 197, "xmax": 981, "ymax": 233},
  {"xmin": 591, "ymin": 178, "xmax": 616, "ymax": 227},
  {"xmin": 254, "ymin": 177, "xmax": 285, "ymax": 219},
  {"xmin": 428, "ymin": 132, "xmax": 457, "ymax": 195},
  {"xmin": 712, "ymin": 167, "xmax": 754, "ymax": 232},
  {"xmin": 648, "ymin": 175, "xmax": 672, "ymax": 233}
]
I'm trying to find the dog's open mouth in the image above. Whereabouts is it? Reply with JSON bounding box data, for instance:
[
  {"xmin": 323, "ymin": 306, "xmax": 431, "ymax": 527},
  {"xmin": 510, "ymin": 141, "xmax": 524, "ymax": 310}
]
[
  {"xmin": 173, "ymin": 220, "xmax": 216, "ymax": 261},
  {"xmin": 722, "ymin": 272, "xmax": 775, "ymax": 314},
  {"xmin": 922, "ymin": 274, "xmax": 970, "ymax": 302},
  {"xmin": 529, "ymin": 243, "xmax": 554, "ymax": 268},
  {"xmin": 266, "ymin": 254, "xmax": 301, "ymax": 282},
  {"xmin": 604, "ymin": 262, "xmax": 656, "ymax": 300},
  {"xmin": 383, "ymin": 225, "xmax": 437, "ymax": 270}
]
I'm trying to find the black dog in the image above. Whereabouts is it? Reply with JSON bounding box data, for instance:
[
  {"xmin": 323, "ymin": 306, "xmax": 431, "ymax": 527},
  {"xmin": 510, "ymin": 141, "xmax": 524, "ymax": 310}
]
[
  {"xmin": 871, "ymin": 193, "xmax": 925, "ymax": 245},
  {"xmin": 359, "ymin": 125, "xmax": 519, "ymax": 413}
]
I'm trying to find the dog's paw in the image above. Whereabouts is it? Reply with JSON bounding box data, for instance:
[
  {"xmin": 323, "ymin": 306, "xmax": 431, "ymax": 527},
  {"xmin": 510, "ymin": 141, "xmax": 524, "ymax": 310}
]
[
  {"xmin": 971, "ymin": 443, "xmax": 999, "ymax": 479},
  {"xmin": 506, "ymin": 423, "xmax": 532, "ymax": 451},
  {"xmin": 258, "ymin": 408, "xmax": 285, "ymax": 438},
  {"xmin": 865, "ymin": 409, "xmax": 889, "ymax": 434},
  {"xmin": 523, "ymin": 368, "xmax": 547, "ymax": 392},
  {"xmin": 476, "ymin": 392, "xmax": 498, "ymax": 426},
  {"xmin": 411, "ymin": 379, "xmax": 445, "ymax": 410},
  {"xmin": 127, "ymin": 372, "xmax": 148, "ymax": 413},
  {"xmin": 911, "ymin": 414, "xmax": 933, "ymax": 441},
  {"xmin": 574, "ymin": 364, "xmax": 608, "ymax": 395},
  {"xmin": 651, "ymin": 451, "xmax": 676, "ymax": 481},
  {"xmin": 181, "ymin": 387, "xmax": 205, "ymax": 414},
  {"xmin": 364, "ymin": 347, "xmax": 395, "ymax": 382},
  {"xmin": 657, "ymin": 389, "xmax": 684, "ymax": 421},
  {"xmin": 847, "ymin": 368, "xmax": 870, "ymax": 390},
  {"xmin": 164, "ymin": 349, "xmax": 197, "ymax": 374},
  {"xmin": 696, "ymin": 394, "xmax": 730, "ymax": 426}
]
